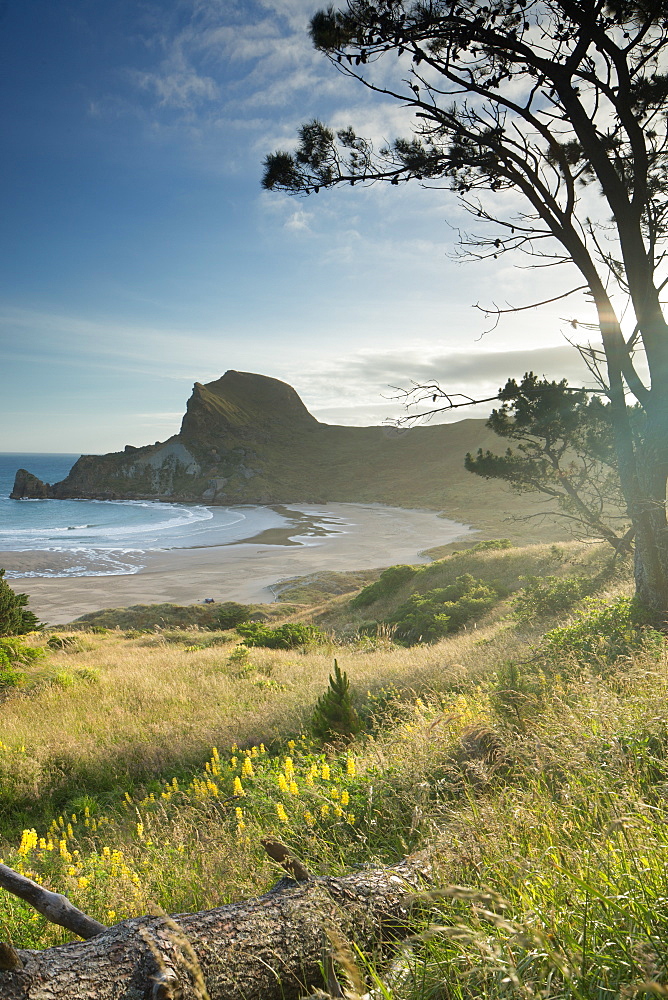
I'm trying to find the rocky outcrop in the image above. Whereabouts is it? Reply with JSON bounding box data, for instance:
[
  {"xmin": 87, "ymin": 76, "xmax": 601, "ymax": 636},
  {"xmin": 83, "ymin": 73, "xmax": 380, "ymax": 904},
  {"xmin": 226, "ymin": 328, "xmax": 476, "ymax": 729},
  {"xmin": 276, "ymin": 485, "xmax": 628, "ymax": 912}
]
[
  {"xmin": 10, "ymin": 469, "xmax": 52, "ymax": 499},
  {"xmin": 9, "ymin": 370, "xmax": 509, "ymax": 511}
]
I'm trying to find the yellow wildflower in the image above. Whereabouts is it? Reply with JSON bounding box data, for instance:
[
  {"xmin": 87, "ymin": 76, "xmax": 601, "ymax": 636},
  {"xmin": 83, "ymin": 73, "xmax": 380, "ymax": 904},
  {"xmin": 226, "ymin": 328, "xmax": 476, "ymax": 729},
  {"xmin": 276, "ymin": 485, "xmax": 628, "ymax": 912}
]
[
  {"xmin": 284, "ymin": 756, "xmax": 294, "ymax": 778},
  {"xmin": 242, "ymin": 757, "xmax": 254, "ymax": 778},
  {"xmin": 341, "ymin": 790, "xmax": 350, "ymax": 807},
  {"xmin": 276, "ymin": 802, "xmax": 289, "ymax": 824},
  {"xmin": 346, "ymin": 758, "xmax": 356, "ymax": 778},
  {"xmin": 321, "ymin": 763, "xmax": 330, "ymax": 781},
  {"xmin": 233, "ymin": 776, "xmax": 245, "ymax": 796},
  {"xmin": 277, "ymin": 774, "xmax": 289, "ymax": 794},
  {"xmin": 18, "ymin": 829, "xmax": 37, "ymax": 857},
  {"xmin": 289, "ymin": 780, "xmax": 299, "ymax": 796},
  {"xmin": 321, "ymin": 804, "xmax": 330, "ymax": 817}
]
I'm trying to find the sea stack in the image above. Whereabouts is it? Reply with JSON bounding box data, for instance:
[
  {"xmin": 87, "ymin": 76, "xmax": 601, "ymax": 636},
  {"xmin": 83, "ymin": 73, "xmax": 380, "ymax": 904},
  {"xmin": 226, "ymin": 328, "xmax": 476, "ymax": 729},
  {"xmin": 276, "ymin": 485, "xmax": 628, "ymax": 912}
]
[{"xmin": 10, "ymin": 469, "xmax": 52, "ymax": 499}]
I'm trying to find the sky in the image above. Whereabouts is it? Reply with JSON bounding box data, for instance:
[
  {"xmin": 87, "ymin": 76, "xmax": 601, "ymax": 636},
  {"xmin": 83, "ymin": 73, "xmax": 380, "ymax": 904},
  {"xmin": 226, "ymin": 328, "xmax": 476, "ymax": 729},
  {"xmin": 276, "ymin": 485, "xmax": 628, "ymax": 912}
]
[{"xmin": 1, "ymin": 0, "xmax": 602, "ymax": 453}]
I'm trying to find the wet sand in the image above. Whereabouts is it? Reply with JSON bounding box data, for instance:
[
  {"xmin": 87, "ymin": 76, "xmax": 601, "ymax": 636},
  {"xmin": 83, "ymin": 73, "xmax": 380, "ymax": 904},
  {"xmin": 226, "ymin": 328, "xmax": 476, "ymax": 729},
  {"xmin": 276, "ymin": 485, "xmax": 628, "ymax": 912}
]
[{"xmin": 2, "ymin": 503, "xmax": 473, "ymax": 624}]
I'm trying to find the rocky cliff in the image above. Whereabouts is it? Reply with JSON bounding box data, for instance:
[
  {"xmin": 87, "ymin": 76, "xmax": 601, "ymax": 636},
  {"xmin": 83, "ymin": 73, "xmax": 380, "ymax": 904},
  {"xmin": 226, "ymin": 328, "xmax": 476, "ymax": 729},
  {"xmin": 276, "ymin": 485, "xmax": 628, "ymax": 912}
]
[{"xmin": 11, "ymin": 370, "xmax": 507, "ymax": 512}]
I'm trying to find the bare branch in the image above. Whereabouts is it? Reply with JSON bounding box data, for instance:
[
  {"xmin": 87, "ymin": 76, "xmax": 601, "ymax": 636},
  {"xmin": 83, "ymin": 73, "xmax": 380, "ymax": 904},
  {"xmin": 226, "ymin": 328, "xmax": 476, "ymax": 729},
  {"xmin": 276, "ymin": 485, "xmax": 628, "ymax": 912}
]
[{"xmin": 0, "ymin": 862, "xmax": 106, "ymax": 940}]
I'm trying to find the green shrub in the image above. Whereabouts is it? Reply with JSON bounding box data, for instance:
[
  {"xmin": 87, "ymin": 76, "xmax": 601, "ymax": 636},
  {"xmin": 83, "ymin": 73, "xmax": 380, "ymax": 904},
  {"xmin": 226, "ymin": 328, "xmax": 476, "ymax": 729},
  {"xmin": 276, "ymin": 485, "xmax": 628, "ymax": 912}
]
[
  {"xmin": 0, "ymin": 569, "xmax": 41, "ymax": 636},
  {"xmin": 310, "ymin": 660, "xmax": 361, "ymax": 742},
  {"xmin": 215, "ymin": 602, "xmax": 257, "ymax": 630},
  {"xmin": 513, "ymin": 574, "xmax": 595, "ymax": 623},
  {"xmin": 0, "ymin": 662, "xmax": 25, "ymax": 690},
  {"xmin": 388, "ymin": 574, "xmax": 499, "ymax": 645},
  {"xmin": 541, "ymin": 596, "xmax": 664, "ymax": 667},
  {"xmin": 46, "ymin": 634, "xmax": 81, "ymax": 652},
  {"xmin": 349, "ymin": 564, "xmax": 417, "ymax": 609},
  {"xmin": 235, "ymin": 621, "xmax": 326, "ymax": 649},
  {"xmin": 0, "ymin": 636, "xmax": 44, "ymax": 666},
  {"xmin": 464, "ymin": 539, "xmax": 513, "ymax": 552}
]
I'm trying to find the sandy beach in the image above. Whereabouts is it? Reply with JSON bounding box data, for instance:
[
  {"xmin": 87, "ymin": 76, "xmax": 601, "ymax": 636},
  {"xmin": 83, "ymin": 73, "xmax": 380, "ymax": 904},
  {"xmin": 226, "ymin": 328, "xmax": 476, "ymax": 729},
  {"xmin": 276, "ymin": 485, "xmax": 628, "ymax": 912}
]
[{"xmin": 3, "ymin": 504, "xmax": 473, "ymax": 624}]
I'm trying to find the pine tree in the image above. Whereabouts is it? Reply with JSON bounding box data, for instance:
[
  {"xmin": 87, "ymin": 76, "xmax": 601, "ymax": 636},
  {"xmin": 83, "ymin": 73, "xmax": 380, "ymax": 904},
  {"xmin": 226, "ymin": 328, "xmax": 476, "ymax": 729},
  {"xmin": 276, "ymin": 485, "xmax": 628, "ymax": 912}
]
[
  {"xmin": 310, "ymin": 660, "xmax": 360, "ymax": 743},
  {"xmin": 0, "ymin": 570, "xmax": 41, "ymax": 636}
]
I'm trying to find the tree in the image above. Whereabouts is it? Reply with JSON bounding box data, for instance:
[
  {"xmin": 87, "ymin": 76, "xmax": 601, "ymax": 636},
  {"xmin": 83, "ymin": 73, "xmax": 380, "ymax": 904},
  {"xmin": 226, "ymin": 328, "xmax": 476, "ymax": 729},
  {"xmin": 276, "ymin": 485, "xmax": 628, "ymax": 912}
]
[
  {"xmin": 310, "ymin": 659, "xmax": 361, "ymax": 741},
  {"xmin": 465, "ymin": 372, "xmax": 635, "ymax": 553},
  {"xmin": 0, "ymin": 570, "xmax": 40, "ymax": 636},
  {"xmin": 262, "ymin": 0, "xmax": 668, "ymax": 621}
]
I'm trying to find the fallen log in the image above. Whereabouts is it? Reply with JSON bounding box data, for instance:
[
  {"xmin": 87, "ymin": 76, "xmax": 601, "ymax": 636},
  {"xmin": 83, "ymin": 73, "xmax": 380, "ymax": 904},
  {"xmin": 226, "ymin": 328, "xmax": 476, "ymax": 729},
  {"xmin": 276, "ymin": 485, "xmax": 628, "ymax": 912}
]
[{"xmin": 0, "ymin": 853, "xmax": 430, "ymax": 1000}]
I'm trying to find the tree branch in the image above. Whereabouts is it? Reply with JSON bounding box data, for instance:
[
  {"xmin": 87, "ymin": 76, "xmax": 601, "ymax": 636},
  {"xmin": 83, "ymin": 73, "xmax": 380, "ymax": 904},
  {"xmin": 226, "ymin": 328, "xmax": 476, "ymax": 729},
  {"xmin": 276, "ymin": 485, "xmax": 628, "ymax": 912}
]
[{"xmin": 0, "ymin": 863, "xmax": 106, "ymax": 941}]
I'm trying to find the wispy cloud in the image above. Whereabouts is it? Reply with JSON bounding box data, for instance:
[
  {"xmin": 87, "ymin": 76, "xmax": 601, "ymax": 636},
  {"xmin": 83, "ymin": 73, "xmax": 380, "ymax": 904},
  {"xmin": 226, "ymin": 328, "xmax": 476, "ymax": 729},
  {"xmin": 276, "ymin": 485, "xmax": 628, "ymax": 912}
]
[{"xmin": 293, "ymin": 343, "xmax": 607, "ymax": 425}]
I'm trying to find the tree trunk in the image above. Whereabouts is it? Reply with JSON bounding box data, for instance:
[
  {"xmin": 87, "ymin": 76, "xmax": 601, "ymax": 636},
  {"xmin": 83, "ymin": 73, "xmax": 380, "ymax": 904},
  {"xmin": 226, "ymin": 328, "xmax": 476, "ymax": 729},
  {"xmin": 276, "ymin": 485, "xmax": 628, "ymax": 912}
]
[
  {"xmin": 630, "ymin": 421, "xmax": 668, "ymax": 622},
  {"xmin": 0, "ymin": 855, "xmax": 430, "ymax": 1000},
  {"xmin": 592, "ymin": 287, "xmax": 668, "ymax": 622}
]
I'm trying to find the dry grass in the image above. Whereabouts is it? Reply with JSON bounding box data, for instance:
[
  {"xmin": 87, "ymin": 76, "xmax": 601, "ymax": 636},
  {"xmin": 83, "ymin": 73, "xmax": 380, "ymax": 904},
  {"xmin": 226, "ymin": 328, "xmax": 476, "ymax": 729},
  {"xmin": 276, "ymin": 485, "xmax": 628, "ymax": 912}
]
[
  {"xmin": 0, "ymin": 619, "xmax": 531, "ymax": 818},
  {"xmin": 0, "ymin": 540, "xmax": 631, "ymax": 831},
  {"xmin": 4, "ymin": 541, "xmax": 668, "ymax": 1000}
]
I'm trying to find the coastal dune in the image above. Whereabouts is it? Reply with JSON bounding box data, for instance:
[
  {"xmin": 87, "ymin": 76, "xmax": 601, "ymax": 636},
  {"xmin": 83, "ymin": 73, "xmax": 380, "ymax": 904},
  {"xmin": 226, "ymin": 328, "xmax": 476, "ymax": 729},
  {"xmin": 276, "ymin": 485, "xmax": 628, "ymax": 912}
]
[{"xmin": 4, "ymin": 504, "xmax": 473, "ymax": 625}]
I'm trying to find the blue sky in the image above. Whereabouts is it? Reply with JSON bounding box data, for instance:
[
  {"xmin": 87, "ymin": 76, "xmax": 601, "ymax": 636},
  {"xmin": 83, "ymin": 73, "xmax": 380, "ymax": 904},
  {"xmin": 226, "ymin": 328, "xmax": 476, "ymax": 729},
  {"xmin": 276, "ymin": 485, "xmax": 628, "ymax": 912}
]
[{"xmin": 2, "ymin": 0, "xmax": 597, "ymax": 453}]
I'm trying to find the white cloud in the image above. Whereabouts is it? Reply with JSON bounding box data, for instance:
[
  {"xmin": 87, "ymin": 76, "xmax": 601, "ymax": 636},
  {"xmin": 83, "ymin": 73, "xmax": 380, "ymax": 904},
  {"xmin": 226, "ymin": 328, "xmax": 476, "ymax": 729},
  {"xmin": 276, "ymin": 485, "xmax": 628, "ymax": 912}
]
[
  {"xmin": 285, "ymin": 209, "xmax": 313, "ymax": 232},
  {"xmin": 292, "ymin": 342, "xmax": 612, "ymax": 426}
]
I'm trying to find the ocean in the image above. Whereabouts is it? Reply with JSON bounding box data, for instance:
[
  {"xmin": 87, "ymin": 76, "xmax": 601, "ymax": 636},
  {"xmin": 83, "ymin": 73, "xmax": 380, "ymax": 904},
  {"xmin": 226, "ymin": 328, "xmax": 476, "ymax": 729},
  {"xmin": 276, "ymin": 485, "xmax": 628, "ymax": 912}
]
[{"xmin": 0, "ymin": 454, "xmax": 338, "ymax": 579}]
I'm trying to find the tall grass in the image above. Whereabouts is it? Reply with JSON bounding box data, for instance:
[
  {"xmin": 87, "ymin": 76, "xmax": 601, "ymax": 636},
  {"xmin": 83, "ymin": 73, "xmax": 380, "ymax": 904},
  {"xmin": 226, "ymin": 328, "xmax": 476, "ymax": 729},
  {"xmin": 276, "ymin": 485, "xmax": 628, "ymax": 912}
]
[{"xmin": 3, "ymin": 541, "xmax": 666, "ymax": 998}]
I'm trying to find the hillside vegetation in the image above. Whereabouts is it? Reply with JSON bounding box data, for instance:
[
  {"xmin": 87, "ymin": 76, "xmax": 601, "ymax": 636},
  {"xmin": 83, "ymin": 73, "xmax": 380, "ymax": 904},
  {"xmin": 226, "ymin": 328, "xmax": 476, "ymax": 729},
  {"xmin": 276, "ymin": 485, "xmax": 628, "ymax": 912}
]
[
  {"xmin": 2, "ymin": 540, "xmax": 668, "ymax": 997},
  {"xmin": 14, "ymin": 372, "xmax": 577, "ymax": 544}
]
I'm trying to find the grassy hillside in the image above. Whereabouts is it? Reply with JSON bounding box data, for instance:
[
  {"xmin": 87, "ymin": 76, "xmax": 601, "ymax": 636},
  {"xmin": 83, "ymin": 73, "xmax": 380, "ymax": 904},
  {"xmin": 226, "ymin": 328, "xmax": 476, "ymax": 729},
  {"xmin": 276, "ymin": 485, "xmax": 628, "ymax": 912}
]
[
  {"xmin": 3, "ymin": 541, "xmax": 668, "ymax": 996},
  {"xmin": 28, "ymin": 372, "xmax": 576, "ymax": 543}
]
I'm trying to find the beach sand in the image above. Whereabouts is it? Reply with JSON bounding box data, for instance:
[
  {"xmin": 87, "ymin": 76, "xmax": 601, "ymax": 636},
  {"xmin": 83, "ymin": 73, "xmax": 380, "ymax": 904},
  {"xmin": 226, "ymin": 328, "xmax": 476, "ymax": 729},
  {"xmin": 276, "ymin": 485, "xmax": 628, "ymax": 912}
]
[{"xmin": 3, "ymin": 504, "xmax": 473, "ymax": 625}]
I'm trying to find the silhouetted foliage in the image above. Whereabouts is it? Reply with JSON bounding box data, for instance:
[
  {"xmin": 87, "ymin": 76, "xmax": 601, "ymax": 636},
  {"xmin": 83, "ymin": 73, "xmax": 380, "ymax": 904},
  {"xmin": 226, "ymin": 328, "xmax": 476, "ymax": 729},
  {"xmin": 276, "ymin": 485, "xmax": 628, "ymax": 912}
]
[
  {"xmin": 263, "ymin": 0, "xmax": 668, "ymax": 617},
  {"xmin": 465, "ymin": 373, "xmax": 635, "ymax": 552}
]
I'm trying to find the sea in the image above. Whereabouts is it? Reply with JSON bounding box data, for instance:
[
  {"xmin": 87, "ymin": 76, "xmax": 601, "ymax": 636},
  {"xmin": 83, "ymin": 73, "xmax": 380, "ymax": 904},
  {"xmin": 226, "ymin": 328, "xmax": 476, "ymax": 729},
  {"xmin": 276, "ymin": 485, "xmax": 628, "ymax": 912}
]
[{"xmin": 0, "ymin": 454, "xmax": 342, "ymax": 579}]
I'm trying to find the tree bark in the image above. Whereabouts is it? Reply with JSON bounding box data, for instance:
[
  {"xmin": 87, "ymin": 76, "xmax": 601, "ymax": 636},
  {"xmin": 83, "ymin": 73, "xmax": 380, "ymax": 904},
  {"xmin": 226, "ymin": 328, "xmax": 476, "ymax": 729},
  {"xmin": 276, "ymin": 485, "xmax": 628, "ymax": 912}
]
[{"xmin": 0, "ymin": 855, "xmax": 430, "ymax": 1000}]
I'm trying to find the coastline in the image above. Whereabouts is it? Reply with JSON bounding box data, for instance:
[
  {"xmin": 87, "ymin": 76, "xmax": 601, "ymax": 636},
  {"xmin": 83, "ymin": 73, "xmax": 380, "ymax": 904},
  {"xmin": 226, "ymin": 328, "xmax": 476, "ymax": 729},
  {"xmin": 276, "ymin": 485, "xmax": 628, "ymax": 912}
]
[{"xmin": 3, "ymin": 503, "xmax": 474, "ymax": 625}]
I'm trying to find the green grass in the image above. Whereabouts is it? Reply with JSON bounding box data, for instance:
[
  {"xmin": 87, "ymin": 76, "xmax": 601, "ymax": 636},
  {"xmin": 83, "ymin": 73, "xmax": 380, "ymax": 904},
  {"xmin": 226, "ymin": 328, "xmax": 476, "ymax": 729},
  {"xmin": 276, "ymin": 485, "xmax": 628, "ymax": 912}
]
[{"xmin": 3, "ymin": 540, "xmax": 667, "ymax": 998}]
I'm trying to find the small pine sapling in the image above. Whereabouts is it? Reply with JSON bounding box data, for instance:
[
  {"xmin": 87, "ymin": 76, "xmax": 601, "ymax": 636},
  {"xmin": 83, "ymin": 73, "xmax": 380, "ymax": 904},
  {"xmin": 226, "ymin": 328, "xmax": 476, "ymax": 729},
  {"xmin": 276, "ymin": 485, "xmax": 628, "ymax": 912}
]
[{"xmin": 310, "ymin": 659, "xmax": 361, "ymax": 743}]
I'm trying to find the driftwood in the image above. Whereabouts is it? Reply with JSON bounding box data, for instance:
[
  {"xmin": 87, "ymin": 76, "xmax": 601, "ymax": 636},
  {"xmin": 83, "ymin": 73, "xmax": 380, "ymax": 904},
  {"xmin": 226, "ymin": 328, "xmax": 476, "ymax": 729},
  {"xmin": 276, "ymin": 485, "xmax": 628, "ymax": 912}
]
[{"xmin": 0, "ymin": 849, "xmax": 430, "ymax": 1000}]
